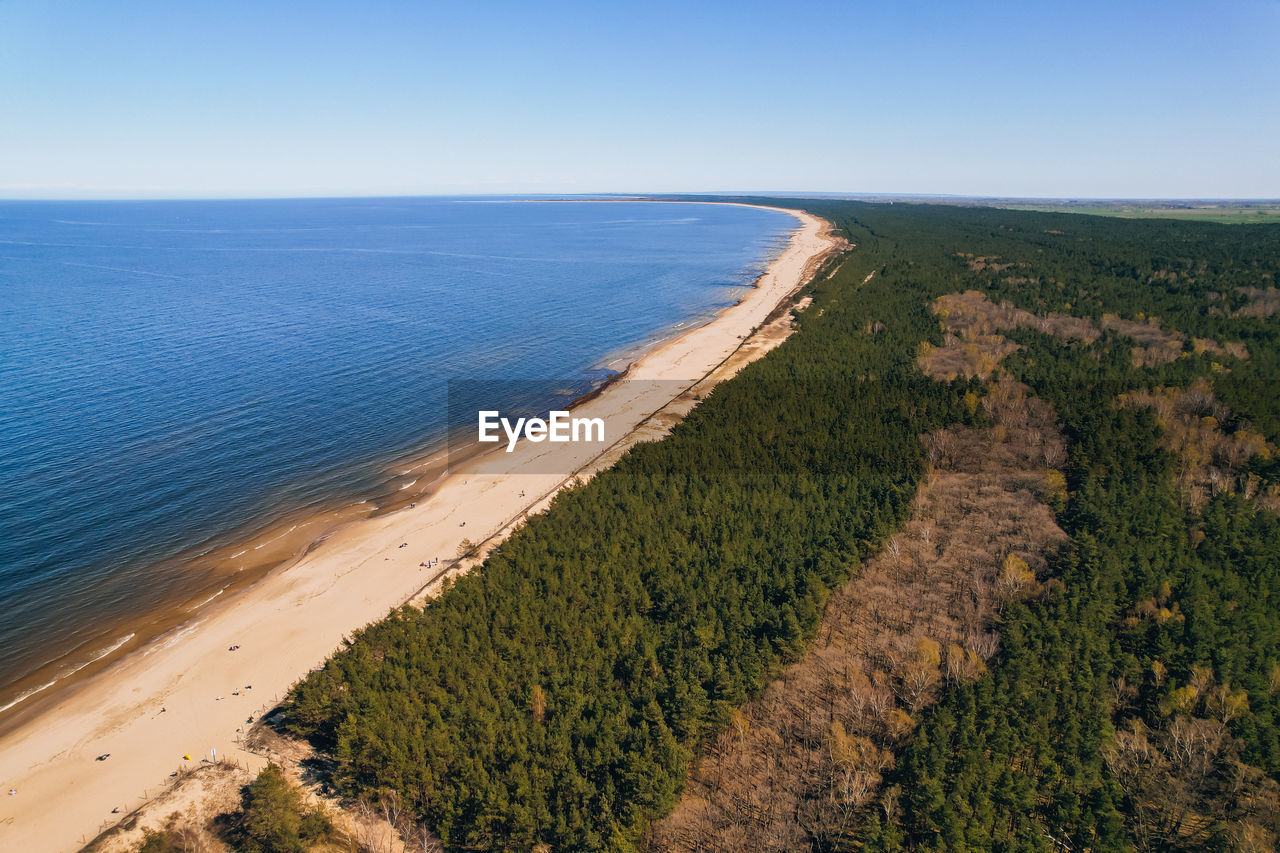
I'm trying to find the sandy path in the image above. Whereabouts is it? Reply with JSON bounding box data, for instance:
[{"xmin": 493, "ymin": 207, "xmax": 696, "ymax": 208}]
[{"xmin": 0, "ymin": 205, "xmax": 837, "ymax": 852}]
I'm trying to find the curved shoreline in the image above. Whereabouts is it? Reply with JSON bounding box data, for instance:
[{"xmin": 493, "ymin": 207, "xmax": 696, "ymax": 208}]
[
  {"xmin": 0, "ymin": 204, "xmax": 839, "ymax": 852},
  {"xmin": 0, "ymin": 203, "xmax": 794, "ymax": 728}
]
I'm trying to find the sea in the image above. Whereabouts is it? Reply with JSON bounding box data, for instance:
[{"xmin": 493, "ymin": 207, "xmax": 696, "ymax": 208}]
[{"xmin": 0, "ymin": 197, "xmax": 796, "ymax": 721}]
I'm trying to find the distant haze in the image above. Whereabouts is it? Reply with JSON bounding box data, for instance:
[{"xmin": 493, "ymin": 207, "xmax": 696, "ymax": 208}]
[{"xmin": 1, "ymin": 0, "xmax": 1277, "ymax": 199}]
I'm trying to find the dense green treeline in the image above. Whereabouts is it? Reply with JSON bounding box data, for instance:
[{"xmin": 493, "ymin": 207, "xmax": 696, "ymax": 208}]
[
  {"xmin": 858, "ymin": 359, "xmax": 1177, "ymax": 850},
  {"xmin": 828, "ymin": 202, "xmax": 1280, "ymax": 850},
  {"xmin": 282, "ymin": 198, "xmax": 1280, "ymax": 850},
  {"xmin": 862, "ymin": 342, "xmax": 1280, "ymax": 849},
  {"xmin": 793, "ymin": 199, "xmax": 1280, "ymax": 443},
  {"xmin": 281, "ymin": 208, "xmax": 977, "ymax": 850}
]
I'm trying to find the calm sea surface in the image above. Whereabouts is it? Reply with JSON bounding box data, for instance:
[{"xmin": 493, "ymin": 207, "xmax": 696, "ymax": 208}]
[{"xmin": 0, "ymin": 197, "xmax": 795, "ymax": 714}]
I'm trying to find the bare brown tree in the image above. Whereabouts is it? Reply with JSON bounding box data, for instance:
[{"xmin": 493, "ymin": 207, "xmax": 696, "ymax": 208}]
[{"xmin": 648, "ymin": 379, "xmax": 1068, "ymax": 851}]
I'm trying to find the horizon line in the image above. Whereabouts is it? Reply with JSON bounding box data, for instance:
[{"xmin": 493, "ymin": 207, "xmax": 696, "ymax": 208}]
[{"xmin": 2, "ymin": 191, "xmax": 1279, "ymax": 204}]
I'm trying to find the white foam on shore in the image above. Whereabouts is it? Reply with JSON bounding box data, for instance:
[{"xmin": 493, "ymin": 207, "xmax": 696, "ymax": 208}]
[
  {"xmin": 187, "ymin": 587, "xmax": 227, "ymax": 613},
  {"xmin": 0, "ymin": 633, "xmax": 136, "ymax": 714},
  {"xmin": 142, "ymin": 622, "xmax": 204, "ymax": 657}
]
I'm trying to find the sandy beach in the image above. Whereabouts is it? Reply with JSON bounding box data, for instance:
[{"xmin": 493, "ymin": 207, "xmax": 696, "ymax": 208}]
[{"xmin": 0, "ymin": 205, "xmax": 838, "ymax": 852}]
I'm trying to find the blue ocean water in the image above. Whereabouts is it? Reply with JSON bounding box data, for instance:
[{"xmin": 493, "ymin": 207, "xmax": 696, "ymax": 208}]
[{"xmin": 0, "ymin": 197, "xmax": 794, "ymax": 713}]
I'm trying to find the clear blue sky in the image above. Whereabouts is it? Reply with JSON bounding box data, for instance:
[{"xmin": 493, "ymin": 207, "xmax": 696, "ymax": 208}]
[{"xmin": 1, "ymin": 0, "xmax": 1276, "ymax": 199}]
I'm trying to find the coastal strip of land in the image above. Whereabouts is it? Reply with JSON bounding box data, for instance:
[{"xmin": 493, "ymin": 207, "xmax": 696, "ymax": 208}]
[{"xmin": 0, "ymin": 205, "xmax": 839, "ymax": 853}]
